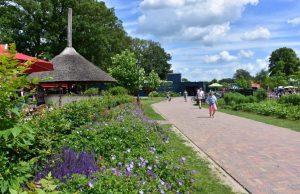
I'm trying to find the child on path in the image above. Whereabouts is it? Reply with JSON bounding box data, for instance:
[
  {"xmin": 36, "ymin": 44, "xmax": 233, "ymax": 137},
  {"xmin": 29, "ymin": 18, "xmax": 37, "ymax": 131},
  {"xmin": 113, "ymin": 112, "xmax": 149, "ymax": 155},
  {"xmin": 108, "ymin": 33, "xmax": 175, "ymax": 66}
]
[{"xmin": 206, "ymin": 91, "xmax": 217, "ymax": 118}]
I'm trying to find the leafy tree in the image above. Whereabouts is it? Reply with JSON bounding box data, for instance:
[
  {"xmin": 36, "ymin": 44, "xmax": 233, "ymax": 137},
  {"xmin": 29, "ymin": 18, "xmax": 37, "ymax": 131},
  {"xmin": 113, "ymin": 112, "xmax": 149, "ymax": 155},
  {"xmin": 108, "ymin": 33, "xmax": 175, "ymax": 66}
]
[
  {"xmin": 146, "ymin": 70, "xmax": 161, "ymax": 92},
  {"xmin": 109, "ymin": 50, "xmax": 145, "ymax": 93},
  {"xmin": 181, "ymin": 78, "xmax": 189, "ymax": 82},
  {"xmin": 235, "ymin": 77, "xmax": 251, "ymax": 89},
  {"xmin": 0, "ymin": 44, "xmax": 37, "ymax": 130},
  {"xmin": 218, "ymin": 78, "xmax": 234, "ymax": 83},
  {"xmin": 265, "ymin": 73, "xmax": 288, "ymax": 89},
  {"xmin": 254, "ymin": 69, "xmax": 269, "ymax": 88},
  {"xmin": 209, "ymin": 79, "xmax": 218, "ymax": 85},
  {"xmin": 233, "ymin": 69, "xmax": 252, "ymax": 80},
  {"xmin": 288, "ymin": 70, "xmax": 300, "ymax": 87},
  {"xmin": 0, "ymin": 0, "xmax": 130, "ymax": 71},
  {"xmin": 218, "ymin": 78, "xmax": 234, "ymax": 89},
  {"xmin": 269, "ymin": 47, "xmax": 300, "ymax": 76},
  {"xmin": 130, "ymin": 38, "xmax": 172, "ymax": 79}
]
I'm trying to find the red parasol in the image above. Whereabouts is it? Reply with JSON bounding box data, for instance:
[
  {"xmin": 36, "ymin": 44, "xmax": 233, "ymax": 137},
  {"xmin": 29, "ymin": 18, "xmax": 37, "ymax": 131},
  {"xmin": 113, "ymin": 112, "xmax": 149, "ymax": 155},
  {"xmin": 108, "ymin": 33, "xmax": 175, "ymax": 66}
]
[{"xmin": 0, "ymin": 44, "xmax": 54, "ymax": 73}]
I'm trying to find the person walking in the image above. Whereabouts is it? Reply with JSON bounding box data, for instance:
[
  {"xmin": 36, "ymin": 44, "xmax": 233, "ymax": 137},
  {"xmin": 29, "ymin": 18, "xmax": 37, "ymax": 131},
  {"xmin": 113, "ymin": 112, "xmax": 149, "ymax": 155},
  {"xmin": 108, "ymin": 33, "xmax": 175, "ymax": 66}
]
[
  {"xmin": 197, "ymin": 88, "xmax": 205, "ymax": 109},
  {"xmin": 166, "ymin": 91, "xmax": 171, "ymax": 102},
  {"xmin": 206, "ymin": 91, "xmax": 217, "ymax": 118},
  {"xmin": 183, "ymin": 90, "xmax": 188, "ymax": 102}
]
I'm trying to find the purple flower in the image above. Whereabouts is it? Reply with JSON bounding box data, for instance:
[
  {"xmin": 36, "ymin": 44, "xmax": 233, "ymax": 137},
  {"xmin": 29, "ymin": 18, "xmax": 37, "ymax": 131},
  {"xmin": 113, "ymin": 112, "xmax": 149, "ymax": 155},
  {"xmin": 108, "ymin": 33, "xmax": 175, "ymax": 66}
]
[
  {"xmin": 147, "ymin": 165, "xmax": 153, "ymax": 170},
  {"xmin": 139, "ymin": 191, "xmax": 144, "ymax": 194},
  {"xmin": 118, "ymin": 162, "xmax": 123, "ymax": 166},
  {"xmin": 180, "ymin": 156, "xmax": 186, "ymax": 164},
  {"xmin": 129, "ymin": 160, "xmax": 134, "ymax": 169},
  {"xmin": 149, "ymin": 145, "xmax": 156, "ymax": 154},
  {"xmin": 159, "ymin": 179, "xmax": 165, "ymax": 186},
  {"xmin": 147, "ymin": 170, "xmax": 157, "ymax": 179},
  {"xmin": 178, "ymin": 179, "xmax": 183, "ymax": 186},
  {"xmin": 88, "ymin": 181, "xmax": 94, "ymax": 188},
  {"xmin": 190, "ymin": 178, "xmax": 195, "ymax": 183},
  {"xmin": 166, "ymin": 183, "xmax": 172, "ymax": 190},
  {"xmin": 111, "ymin": 155, "xmax": 116, "ymax": 160},
  {"xmin": 160, "ymin": 188, "xmax": 165, "ymax": 194}
]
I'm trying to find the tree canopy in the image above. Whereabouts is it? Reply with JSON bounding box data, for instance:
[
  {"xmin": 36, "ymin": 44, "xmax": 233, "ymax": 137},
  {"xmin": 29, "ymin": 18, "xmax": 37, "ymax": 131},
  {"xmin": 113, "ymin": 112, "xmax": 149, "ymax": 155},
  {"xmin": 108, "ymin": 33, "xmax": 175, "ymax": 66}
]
[
  {"xmin": 268, "ymin": 47, "xmax": 300, "ymax": 77},
  {"xmin": 109, "ymin": 50, "xmax": 145, "ymax": 93},
  {"xmin": 0, "ymin": 0, "xmax": 130, "ymax": 71},
  {"xmin": 233, "ymin": 69, "xmax": 252, "ymax": 80},
  {"xmin": 130, "ymin": 38, "xmax": 172, "ymax": 79}
]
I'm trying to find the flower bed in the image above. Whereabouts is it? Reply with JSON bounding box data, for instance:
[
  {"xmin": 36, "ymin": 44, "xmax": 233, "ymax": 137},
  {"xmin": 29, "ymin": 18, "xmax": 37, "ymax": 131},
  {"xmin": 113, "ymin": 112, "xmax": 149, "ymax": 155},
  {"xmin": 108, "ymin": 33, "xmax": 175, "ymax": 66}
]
[{"xmin": 1, "ymin": 95, "xmax": 199, "ymax": 193}]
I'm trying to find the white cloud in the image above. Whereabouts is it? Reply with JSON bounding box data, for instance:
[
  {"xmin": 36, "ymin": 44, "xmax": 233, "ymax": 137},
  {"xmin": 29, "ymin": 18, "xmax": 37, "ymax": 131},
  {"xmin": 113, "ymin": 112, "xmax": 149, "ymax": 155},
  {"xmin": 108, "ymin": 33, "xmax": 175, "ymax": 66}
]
[
  {"xmin": 232, "ymin": 57, "xmax": 269, "ymax": 76},
  {"xmin": 287, "ymin": 17, "xmax": 300, "ymax": 26},
  {"xmin": 140, "ymin": 0, "xmax": 185, "ymax": 9},
  {"xmin": 137, "ymin": 0, "xmax": 259, "ymax": 43},
  {"xmin": 241, "ymin": 27, "xmax": 271, "ymax": 40},
  {"xmin": 239, "ymin": 49, "xmax": 254, "ymax": 58},
  {"xmin": 204, "ymin": 51, "xmax": 237, "ymax": 63}
]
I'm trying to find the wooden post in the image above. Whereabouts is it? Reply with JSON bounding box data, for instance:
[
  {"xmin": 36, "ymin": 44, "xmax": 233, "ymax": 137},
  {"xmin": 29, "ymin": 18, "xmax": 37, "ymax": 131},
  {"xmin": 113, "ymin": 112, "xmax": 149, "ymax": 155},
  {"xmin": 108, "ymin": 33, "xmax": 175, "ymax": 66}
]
[{"xmin": 67, "ymin": 8, "xmax": 72, "ymax": 47}]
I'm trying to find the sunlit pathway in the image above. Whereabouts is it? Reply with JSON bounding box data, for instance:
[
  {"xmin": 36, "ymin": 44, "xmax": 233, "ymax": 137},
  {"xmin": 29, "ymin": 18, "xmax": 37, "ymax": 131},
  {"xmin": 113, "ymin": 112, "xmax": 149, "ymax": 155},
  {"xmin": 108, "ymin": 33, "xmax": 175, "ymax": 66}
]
[{"xmin": 153, "ymin": 97, "xmax": 300, "ymax": 194}]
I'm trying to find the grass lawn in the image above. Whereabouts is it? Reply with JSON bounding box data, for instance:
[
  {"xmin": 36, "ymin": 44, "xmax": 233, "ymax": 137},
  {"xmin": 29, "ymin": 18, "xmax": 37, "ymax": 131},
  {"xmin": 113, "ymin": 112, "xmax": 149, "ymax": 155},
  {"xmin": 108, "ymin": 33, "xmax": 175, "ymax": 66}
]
[
  {"xmin": 142, "ymin": 98, "xmax": 237, "ymax": 194},
  {"xmin": 219, "ymin": 108, "xmax": 300, "ymax": 132},
  {"xmin": 140, "ymin": 97, "xmax": 165, "ymax": 120}
]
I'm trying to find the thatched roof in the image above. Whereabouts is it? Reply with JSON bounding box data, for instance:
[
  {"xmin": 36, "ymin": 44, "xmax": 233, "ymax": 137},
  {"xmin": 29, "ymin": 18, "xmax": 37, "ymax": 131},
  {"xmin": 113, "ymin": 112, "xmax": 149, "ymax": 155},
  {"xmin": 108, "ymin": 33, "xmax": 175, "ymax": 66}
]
[{"xmin": 28, "ymin": 47, "xmax": 116, "ymax": 83}]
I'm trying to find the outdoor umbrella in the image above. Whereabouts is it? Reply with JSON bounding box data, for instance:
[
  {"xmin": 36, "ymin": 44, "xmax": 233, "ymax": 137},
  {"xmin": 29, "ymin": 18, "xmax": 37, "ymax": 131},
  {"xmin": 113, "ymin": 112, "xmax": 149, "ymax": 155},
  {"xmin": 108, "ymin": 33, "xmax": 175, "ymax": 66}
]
[
  {"xmin": 0, "ymin": 44, "xmax": 54, "ymax": 73},
  {"xmin": 208, "ymin": 83, "xmax": 223, "ymax": 88}
]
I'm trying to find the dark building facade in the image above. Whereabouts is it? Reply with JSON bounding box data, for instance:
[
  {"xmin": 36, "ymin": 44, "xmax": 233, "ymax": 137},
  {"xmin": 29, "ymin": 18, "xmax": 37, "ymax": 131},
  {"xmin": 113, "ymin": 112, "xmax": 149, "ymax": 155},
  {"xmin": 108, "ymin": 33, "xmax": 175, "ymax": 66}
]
[{"xmin": 159, "ymin": 73, "xmax": 209, "ymax": 96}]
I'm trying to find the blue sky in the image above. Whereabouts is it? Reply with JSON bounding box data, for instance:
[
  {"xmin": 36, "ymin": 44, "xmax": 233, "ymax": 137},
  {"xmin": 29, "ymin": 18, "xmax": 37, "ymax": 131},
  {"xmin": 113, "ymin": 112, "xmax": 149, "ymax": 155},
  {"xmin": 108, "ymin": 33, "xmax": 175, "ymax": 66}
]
[{"xmin": 102, "ymin": 0, "xmax": 300, "ymax": 81}]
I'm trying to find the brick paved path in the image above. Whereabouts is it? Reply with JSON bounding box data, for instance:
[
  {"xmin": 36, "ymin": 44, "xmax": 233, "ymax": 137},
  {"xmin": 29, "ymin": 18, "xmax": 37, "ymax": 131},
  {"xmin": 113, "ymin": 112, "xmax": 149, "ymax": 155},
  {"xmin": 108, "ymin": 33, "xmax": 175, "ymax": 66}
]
[{"xmin": 153, "ymin": 97, "xmax": 300, "ymax": 194}]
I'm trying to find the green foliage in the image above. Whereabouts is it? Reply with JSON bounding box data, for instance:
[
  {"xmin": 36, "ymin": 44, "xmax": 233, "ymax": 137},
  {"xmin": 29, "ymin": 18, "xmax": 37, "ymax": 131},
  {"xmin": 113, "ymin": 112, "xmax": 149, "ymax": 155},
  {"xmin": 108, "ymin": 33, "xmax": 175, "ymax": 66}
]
[
  {"xmin": 146, "ymin": 70, "xmax": 161, "ymax": 92},
  {"xmin": 224, "ymin": 92, "xmax": 257, "ymax": 106},
  {"xmin": 23, "ymin": 172, "xmax": 60, "ymax": 194},
  {"xmin": 254, "ymin": 69, "xmax": 269, "ymax": 88},
  {"xmin": 254, "ymin": 89, "xmax": 267, "ymax": 101},
  {"xmin": 226, "ymin": 101, "xmax": 300, "ymax": 120},
  {"xmin": 0, "ymin": 44, "xmax": 36, "ymax": 130},
  {"xmin": 0, "ymin": 0, "xmax": 130, "ymax": 71},
  {"xmin": 108, "ymin": 86, "xmax": 128, "ymax": 96},
  {"xmin": 269, "ymin": 47, "xmax": 300, "ymax": 77},
  {"xmin": 233, "ymin": 69, "xmax": 252, "ymax": 80},
  {"xmin": 109, "ymin": 50, "xmax": 145, "ymax": 92},
  {"xmin": 130, "ymin": 38, "xmax": 172, "ymax": 79},
  {"xmin": 235, "ymin": 77, "xmax": 251, "ymax": 89},
  {"xmin": 148, "ymin": 91, "xmax": 160, "ymax": 97},
  {"xmin": 265, "ymin": 73, "xmax": 288, "ymax": 89},
  {"xmin": 83, "ymin": 88, "xmax": 98, "ymax": 96},
  {"xmin": 278, "ymin": 94, "xmax": 300, "ymax": 105}
]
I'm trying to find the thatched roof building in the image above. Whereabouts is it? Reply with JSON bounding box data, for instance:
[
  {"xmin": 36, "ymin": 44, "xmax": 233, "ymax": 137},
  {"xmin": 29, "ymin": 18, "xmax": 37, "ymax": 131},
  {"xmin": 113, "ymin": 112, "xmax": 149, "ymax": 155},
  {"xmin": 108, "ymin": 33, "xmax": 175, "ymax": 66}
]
[
  {"xmin": 28, "ymin": 47, "xmax": 116, "ymax": 83},
  {"xmin": 28, "ymin": 8, "xmax": 116, "ymax": 84}
]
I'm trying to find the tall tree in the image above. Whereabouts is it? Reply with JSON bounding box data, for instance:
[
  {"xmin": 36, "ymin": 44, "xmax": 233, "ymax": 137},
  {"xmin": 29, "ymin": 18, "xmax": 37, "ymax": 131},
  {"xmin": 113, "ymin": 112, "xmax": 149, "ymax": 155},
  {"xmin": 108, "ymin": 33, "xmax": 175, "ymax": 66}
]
[
  {"xmin": 254, "ymin": 69, "xmax": 269, "ymax": 88},
  {"xmin": 130, "ymin": 38, "xmax": 172, "ymax": 79},
  {"xmin": 268, "ymin": 47, "xmax": 300, "ymax": 77},
  {"xmin": 233, "ymin": 69, "xmax": 252, "ymax": 80},
  {"xmin": 0, "ymin": 0, "xmax": 130, "ymax": 71},
  {"xmin": 109, "ymin": 50, "xmax": 145, "ymax": 93}
]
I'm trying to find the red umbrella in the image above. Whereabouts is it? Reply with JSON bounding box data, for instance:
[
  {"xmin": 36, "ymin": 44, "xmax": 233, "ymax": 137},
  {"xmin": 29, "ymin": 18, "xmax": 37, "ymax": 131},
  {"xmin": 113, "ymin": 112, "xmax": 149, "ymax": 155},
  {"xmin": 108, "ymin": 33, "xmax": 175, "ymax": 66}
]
[{"xmin": 0, "ymin": 44, "xmax": 54, "ymax": 73}]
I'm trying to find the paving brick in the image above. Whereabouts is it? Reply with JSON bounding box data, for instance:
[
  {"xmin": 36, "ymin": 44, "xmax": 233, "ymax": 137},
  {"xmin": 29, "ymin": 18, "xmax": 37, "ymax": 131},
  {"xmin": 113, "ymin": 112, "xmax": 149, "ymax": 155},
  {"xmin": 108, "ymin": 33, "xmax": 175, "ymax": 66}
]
[{"xmin": 153, "ymin": 97, "xmax": 300, "ymax": 194}]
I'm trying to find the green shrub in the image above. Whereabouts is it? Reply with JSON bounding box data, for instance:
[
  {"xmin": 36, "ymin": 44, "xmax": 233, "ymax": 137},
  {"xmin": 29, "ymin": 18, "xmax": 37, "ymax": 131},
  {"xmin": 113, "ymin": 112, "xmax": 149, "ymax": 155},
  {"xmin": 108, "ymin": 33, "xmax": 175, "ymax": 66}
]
[
  {"xmin": 148, "ymin": 91, "xmax": 159, "ymax": 97},
  {"xmin": 224, "ymin": 92, "xmax": 257, "ymax": 105},
  {"xmin": 108, "ymin": 86, "xmax": 128, "ymax": 96},
  {"xmin": 254, "ymin": 89, "xmax": 267, "ymax": 101},
  {"xmin": 84, "ymin": 88, "xmax": 99, "ymax": 96},
  {"xmin": 278, "ymin": 94, "xmax": 300, "ymax": 105}
]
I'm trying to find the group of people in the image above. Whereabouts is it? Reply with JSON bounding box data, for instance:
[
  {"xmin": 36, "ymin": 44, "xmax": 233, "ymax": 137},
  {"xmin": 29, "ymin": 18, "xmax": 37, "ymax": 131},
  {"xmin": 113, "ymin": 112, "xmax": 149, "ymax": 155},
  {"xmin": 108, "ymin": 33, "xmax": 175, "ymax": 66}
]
[{"xmin": 183, "ymin": 88, "xmax": 218, "ymax": 118}]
